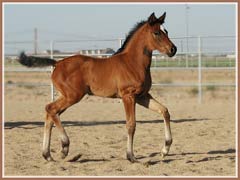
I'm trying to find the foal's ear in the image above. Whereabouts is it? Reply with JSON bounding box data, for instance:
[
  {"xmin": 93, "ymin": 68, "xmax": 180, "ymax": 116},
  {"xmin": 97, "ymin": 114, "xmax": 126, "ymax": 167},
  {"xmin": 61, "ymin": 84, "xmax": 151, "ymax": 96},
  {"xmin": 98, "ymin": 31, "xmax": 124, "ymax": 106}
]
[
  {"xmin": 158, "ymin": 12, "xmax": 166, "ymax": 24},
  {"xmin": 148, "ymin": 12, "xmax": 157, "ymax": 26}
]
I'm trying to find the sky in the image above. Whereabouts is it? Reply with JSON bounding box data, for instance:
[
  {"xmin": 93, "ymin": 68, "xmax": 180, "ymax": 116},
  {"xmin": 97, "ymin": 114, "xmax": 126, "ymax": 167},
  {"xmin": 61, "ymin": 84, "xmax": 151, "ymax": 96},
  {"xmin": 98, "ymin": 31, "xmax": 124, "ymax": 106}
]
[{"xmin": 4, "ymin": 3, "xmax": 237, "ymax": 54}]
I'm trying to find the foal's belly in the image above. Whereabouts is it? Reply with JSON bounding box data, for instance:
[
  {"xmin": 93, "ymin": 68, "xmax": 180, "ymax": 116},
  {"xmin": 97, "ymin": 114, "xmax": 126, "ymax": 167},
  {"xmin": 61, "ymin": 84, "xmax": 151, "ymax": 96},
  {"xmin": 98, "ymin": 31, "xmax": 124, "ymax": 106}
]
[{"xmin": 88, "ymin": 85, "xmax": 118, "ymax": 98}]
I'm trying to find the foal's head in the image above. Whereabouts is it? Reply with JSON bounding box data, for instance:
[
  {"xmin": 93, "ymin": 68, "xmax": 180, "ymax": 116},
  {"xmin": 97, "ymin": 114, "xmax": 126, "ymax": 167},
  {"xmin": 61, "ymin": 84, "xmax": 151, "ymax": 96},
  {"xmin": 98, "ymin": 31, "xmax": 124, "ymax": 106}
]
[{"xmin": 146, "ymin": 12, "xmax": 177, "ymax": 57}]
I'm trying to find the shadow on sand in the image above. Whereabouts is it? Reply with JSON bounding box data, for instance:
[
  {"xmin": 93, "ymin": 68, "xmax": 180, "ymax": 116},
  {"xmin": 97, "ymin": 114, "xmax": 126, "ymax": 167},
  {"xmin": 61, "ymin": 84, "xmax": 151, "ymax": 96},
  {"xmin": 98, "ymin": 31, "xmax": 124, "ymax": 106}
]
[
  {"xmin": 4, "ymin": 118, "xmax": 209, "ymax": 129},
  {"xmin": 144, "ymin": 148, "xmax": 236, "ymax": 166}
]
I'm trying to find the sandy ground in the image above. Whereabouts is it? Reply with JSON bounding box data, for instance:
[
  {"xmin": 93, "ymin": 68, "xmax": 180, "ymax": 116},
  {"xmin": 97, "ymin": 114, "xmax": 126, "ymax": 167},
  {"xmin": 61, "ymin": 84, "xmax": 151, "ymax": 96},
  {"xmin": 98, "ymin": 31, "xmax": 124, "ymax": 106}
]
[{"xmin": 3, "ymin": 70, "xmax": 236, "ymax": 177}]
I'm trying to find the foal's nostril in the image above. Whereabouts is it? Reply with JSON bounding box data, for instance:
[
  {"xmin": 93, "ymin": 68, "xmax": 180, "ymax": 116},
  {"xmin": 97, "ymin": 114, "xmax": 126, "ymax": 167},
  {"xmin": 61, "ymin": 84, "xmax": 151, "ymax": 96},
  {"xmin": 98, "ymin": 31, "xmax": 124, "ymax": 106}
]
[
  {"xmin": 170, "ymin": 45, "xmax": 177, "ymax": 56},
  {"xmin": 171, "ymin": 46, "xmax": 176, "ymax": 54},
  {"xmin": 168, "ymin": 45, "xmax": 177, "ymax": 57}
]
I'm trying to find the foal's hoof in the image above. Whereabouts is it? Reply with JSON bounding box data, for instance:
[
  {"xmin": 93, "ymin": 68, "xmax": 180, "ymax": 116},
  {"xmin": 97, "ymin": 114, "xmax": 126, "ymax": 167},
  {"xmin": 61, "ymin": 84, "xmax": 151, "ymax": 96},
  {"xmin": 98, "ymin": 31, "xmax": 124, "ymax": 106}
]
[
  {"xmin": 160, "ymin": 152, "xmax": 166, "ymax": 159},
  {"xmin": 61, "ymin": 146, "xmax": 69, "ymax": 159},
  {"xmin": 127, "ymin": 153, "xmax": 139, "ymax": 163},
  {"xmin": 61, "ymin": 150, "xmax": 68, "ymax": 159},
  {"xmin": 160, "ymin": 147, "xmax": 169, "ymax": 158},
  {"xmin": 61, "ymin": 152, "xmax": 67, "ymax": 159},
  {"xmin": 42, "ymin": 153, "xmax": 55, "ymax": 162}
]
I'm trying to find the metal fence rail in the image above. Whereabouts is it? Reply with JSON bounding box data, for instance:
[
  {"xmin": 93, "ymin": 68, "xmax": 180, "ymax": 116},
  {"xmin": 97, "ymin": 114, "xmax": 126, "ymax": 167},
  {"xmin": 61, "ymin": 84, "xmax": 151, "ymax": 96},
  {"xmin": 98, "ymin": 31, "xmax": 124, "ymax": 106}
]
[{"xmin": 4, "ymin": 35, "xmax": 236, "ymax": 103}]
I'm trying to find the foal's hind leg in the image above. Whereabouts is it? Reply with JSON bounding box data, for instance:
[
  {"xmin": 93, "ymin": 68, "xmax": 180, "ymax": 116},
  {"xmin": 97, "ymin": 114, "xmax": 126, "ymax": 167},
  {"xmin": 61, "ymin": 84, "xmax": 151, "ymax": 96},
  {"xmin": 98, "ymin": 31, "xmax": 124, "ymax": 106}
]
[
  {"xmin": 43, "ymin": 97, "xmax": 69, "ymax": 161},
  {"xmin": 42, "ymin": 116, "xmax": 54, "ymax": 161},
  {"xmin": 136, "ymin": 93, "xmax": 172, "ymax": 158},
  {"xmin": 43, "ymin": 95, "xmax": 83, "ymax": 161}
]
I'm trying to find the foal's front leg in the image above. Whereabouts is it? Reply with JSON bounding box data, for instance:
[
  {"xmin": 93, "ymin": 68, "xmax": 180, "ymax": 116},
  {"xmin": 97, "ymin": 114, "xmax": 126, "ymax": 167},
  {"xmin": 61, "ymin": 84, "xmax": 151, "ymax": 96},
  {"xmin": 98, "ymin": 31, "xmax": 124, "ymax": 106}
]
[
  {"xmin": 136, "ymin": 93, "xmax": 173, "ymax": 158},
  {"xmin": 122, "ymin": 94, "xmax": 138, "ymax": 163}
]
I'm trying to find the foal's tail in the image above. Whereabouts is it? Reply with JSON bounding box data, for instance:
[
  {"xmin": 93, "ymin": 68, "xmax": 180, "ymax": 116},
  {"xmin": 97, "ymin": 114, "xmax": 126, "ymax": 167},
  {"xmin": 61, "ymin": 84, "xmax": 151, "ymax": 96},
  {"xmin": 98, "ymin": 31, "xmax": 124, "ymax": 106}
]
[{"xmin": 18, "ymin": 52, "xmax": 57, "ymax": 67}]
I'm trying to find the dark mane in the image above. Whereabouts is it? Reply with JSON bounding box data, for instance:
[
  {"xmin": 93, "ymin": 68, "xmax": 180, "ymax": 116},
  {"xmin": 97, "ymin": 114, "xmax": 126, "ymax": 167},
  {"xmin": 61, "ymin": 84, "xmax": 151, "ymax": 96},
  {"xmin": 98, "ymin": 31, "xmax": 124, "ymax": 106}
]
[{"xmin": 113, "ymin": 20, "xmax": 146, "ymax": 55}]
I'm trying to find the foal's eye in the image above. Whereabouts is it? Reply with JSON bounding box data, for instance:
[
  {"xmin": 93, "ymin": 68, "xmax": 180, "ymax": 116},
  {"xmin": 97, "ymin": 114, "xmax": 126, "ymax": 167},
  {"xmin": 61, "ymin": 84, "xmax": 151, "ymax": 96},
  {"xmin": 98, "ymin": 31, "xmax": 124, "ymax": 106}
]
[{"xmin": 154, "ymin": 31, "xmax": 161, "ymax": 36}]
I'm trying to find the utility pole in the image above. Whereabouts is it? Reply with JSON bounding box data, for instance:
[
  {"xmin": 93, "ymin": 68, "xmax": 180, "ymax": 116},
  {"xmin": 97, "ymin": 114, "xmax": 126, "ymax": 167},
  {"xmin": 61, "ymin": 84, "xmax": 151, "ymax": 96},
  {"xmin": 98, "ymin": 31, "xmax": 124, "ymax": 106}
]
[
  {"xmin": 34, "ymin": 28, "xmax": 38, "ymax": 55},
  {"xmin": 185, "ymin": 4, "xmax": 190, "ymax": 67}
]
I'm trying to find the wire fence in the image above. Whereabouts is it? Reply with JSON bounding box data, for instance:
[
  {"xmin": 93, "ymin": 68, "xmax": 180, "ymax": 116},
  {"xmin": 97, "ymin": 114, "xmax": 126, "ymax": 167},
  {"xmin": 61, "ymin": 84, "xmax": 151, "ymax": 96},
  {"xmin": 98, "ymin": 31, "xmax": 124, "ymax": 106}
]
[{"xmin": 4, "ymin": 35, "xmax": 236, "ymax": 103}]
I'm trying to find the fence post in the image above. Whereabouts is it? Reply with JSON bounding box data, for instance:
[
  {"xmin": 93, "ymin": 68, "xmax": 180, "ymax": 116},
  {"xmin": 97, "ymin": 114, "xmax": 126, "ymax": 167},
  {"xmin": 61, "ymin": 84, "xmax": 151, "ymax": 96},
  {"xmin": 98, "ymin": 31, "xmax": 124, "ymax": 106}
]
[
  {"xmin": 198, "ymin": 36, "xmax": 202, "ymax": 104},
  {"xmin": 50, "ymin": 40, "xmax": 55, "ymax": 102}
]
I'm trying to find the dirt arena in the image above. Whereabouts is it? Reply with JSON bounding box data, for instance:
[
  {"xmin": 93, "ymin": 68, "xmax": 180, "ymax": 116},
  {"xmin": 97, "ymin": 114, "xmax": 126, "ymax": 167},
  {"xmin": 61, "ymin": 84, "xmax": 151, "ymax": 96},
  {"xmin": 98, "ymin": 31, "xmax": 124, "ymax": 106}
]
[{"xmin": 4, "ymin": 69, "xmax": 236, "ymax": 177}]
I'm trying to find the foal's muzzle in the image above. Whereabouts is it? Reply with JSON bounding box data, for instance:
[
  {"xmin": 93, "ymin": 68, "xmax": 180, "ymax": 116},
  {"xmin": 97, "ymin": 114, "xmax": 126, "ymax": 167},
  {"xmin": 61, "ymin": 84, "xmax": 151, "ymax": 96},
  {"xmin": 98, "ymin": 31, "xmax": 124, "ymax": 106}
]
[{"xmin": 168, "ymin": 45, "xmax": 177, "ymax": 57}]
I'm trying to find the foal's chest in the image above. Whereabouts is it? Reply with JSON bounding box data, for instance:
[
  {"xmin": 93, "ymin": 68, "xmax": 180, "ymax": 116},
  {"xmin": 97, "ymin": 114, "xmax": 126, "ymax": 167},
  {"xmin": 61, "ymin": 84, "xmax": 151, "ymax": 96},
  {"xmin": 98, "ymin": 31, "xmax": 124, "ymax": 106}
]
[{"xmin": 119, "ymin": 69, "xmax": 152, "ymax": 97}]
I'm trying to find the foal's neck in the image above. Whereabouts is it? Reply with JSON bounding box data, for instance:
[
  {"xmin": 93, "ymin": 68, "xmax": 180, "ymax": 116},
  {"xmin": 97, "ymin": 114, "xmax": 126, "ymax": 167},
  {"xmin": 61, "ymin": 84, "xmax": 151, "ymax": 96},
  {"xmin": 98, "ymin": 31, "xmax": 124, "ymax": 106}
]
[{"xmin": 124, "ymin": 26, "xmax": 152, "ymax": 69}]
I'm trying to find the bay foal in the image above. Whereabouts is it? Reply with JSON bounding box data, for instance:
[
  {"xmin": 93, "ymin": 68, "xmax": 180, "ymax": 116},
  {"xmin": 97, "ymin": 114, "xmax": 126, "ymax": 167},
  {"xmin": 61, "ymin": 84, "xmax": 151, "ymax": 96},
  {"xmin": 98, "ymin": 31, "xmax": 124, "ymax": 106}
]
[{"xmin": 19, "ymin": 12, "xmax": 177, "ymax": 163}]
